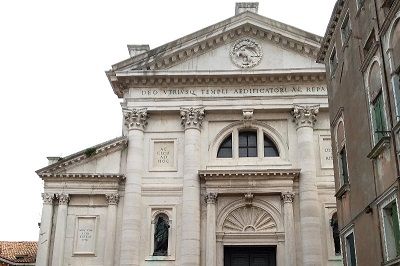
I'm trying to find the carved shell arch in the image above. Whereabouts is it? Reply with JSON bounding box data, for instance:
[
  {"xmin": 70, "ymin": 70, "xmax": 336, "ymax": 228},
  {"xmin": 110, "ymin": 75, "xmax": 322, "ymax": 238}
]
[
  {"xmin": 223, "ymin": 206, "xmax": 277, "ymax": 233},
  {"xmin": 217, "ymin": 199, "xmax": 284, "ymax": 232}
]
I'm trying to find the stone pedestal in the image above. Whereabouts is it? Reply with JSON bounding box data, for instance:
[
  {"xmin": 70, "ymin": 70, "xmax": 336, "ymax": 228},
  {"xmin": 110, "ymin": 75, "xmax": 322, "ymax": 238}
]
[
  {"xmin": 104, "ymin": 194, "xmax": 119, "ymax": 266},
  {"xmin": 282, "ymin": 192, "xmax": 296, "ymax": 266},
  {"xmin": 292, "ymin": 105, "xmax": 323, "ymax": 265},
  {"xmin": 120, "ymin": 108, "xmax": 148, "ymax": 266},
  {"xmin": 36, "ymin": 193, "xmax": 54, "ymax": 266},
  {"xmin": 52, "ymin": 193, "xmax": 69, "ymax": 266},
  {"xmin": 180, "ymin": 107, "xmax": 204, "ymax": 266},
  {"xmin": 205, "ymin": 193, "xmax": 218, "ymax": 266}
]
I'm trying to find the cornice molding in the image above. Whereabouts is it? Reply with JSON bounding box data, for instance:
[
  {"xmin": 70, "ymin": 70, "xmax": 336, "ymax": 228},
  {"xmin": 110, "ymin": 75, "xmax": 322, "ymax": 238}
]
[
  {"xmin": 36, "ymin": 136, "xmax": 128, "ymax": 175},
  {"xmin": 199, "ymin": 169, "xmax": 300, "ymax": 178},
  {"xmin": 111, "ymin": 72, "xmax": 326, "ymax": 97},
  {"xmin": 39, "ymin": 173, "xmax": 126, "ymax": 181},
  {"xmin": 317, "ymin": 0, "xmax": 345, "ymax": 63}
]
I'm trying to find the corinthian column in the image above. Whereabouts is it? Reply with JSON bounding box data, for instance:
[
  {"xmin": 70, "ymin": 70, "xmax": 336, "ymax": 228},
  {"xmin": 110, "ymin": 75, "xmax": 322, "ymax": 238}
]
[
  {"xmin": 180, "ymin": 106, "xmax": 205, "ymax": 266},
  {"xmin": 205, "ymin": 193, "xmax": 218, "ymax": 266},
  {"xmin": 52, "ymin": 193, "xmax": 69, "ymax": 266},
  {"xmin": 104, "ymin": 193, "xmax": 119, "ymax": 266},
  {"xmin": 36, "ymin": 193, "xmax": 54, "ymax": 266},
  {"xmin": 120, "ymin": 108, "xmax": 148, "ymax": 266},
  {"xmin": 292, "ymin": 105, "xmax": 323, "ymax": 265},
  {"xmin": 281, "ymin": 192, "xmax": 296, "ymax": 266}
]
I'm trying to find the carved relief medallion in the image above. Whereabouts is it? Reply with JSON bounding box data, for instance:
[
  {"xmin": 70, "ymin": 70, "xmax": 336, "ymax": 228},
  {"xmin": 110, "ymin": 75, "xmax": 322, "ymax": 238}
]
[{"xmin": 230, "ymin": 38, "xmax": 263, "ymax": 68}]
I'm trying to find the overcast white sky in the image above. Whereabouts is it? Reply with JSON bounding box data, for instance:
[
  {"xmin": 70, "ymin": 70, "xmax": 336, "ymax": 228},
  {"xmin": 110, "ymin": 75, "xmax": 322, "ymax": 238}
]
[{"xmin": 0, "ymin": 0, "xmax": 336, "ymax": 241}]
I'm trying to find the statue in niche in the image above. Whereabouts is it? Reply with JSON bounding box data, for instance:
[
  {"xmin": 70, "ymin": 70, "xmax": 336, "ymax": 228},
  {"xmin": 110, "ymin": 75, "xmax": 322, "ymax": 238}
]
[{"xmin": 153, "ymin": 215, "xmax": 170, "ymax": 256}]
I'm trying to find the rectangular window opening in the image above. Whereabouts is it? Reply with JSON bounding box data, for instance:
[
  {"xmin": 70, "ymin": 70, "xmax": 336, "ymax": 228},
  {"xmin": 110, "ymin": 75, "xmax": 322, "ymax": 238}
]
[
  {"xmin": 372, "ymin": 93, "xmax": 386, "ymax": 143},
  {"xmin": 339, "ymin": 146, "xmax": 349, "ymax": 185},
  {"xmin": 330, "ymin": 48, "xmax": 338, "ymax": 76},
  {"xmin": 341, "ymin": 12, "xmax": 351, "ymax": 44},
  {"xmin": 345, "ymin": 232, "xmax": 357, "ymax": 266},
  {"xmin": 382, "ymin": 200, "xmax": 400, "ymax": 261}
]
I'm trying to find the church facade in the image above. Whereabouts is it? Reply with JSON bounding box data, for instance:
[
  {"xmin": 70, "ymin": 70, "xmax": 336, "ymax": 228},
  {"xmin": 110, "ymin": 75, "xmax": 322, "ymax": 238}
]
[{"xmin": 35, "ymin": 3, "xmax": 341, "ymax": 266}]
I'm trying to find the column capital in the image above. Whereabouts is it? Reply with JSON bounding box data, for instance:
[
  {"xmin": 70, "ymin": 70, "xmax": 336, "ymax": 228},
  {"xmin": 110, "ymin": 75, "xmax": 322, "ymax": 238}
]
[
  {"xmin": 56, "ymin": 193, "xmax": 70, "ymax": 205},
  {"xmin": 205, "ymin": 192, "xmax": 218, "ymax": 204},
  {"xmin": 281, "ymin": 192, "xmax": 295, "ymax": 203},
  {"xmin": 180, "ymin": 107, "xmax": 205, "ymax": 130},
  {"xmin": 123, "ymin": 107, "xmax": 149, "ymax": 131},
  {"xmin": 291, "ymin": 105, "xmax": 319, "ymax": 129},
  {"xmin": 41, "ymin": 193, "xmax": 54, "ymax": 205},
  {"xmin": 105, "ymin": 193, "xmax": 120, "ymax": 205}
]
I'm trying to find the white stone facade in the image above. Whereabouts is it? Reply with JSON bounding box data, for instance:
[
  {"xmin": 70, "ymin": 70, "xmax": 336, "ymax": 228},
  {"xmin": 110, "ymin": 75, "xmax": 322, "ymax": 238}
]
[{"xmin": 36, "ymin": 4, "xmax": 342, "ymax": 266}]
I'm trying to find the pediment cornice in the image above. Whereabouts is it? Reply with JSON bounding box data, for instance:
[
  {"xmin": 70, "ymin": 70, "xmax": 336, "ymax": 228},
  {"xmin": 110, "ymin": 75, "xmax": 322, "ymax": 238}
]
[
  {"xmin": 36, "ymin": 136, "xmax": 128, "ymax": 176},
  {"xmin": 39, "ymin": 173, "xmax": 126, "ymax": 182},
  {"xmin": 112, "ymin": 21, "xmax": 321, "ymax": 72},
  {"xmin": 107, "ymin": 12, "xmax": 323, "ymax": 97}
]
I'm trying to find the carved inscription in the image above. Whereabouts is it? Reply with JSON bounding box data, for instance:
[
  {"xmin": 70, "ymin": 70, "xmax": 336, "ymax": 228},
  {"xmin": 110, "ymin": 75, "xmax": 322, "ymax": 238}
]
[
  {"xmin": 320, "ymin": 137, "xmax": 333, "ymax": 169},
  {"xmin": 74, "ymin": 217, "xmax": 96, "ymax": 254},
  {"xmin": 136, "ymin": 85, "xmax": 327, "ymax": 99},
  {"xmin": 153, "ymin": 141, "xmax": 175, "ymax": 170}
]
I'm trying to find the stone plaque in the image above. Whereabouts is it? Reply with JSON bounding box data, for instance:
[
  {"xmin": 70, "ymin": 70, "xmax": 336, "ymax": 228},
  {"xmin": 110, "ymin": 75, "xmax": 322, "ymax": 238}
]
[
  {"xmin": 320, "ymin": 137, "xmax": 333, "ymax": 169},
  {"xmin": 74, "ymin": 216, "xmax": 97, "ymax": 254},
  {"xmin": 151, "ymin": 140, "xmax": 176, "ymax": 171}
]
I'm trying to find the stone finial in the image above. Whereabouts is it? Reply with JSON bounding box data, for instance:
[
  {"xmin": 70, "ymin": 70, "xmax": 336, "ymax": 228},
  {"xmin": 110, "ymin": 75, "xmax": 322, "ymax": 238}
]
[
  {"xmin": 291, "ymin": 105, "xmax": 319, "ymax": 129},
  {"xmin": 180, "ymin": 107, "xmax": 205, "ymax": 130},
  {"xmin": 235, "ymin": 2, "xmax": 259, "ymax": 15},
  {"xmin": 127, "ymin": 44, "xmax": 150, "ymax": 57},
  {"xmin": 205, "ymin": 193, "xmax": 218, "ymax": 204},
  {"xmin": 281, "ymin": 192, "xmax": 295, "ymax": 203},
  {"xmin": 41, "ymin": 193, "xmax": 54, "ymax": 205},
  {"xmin": 105, "ymin": 193, "xmax": 120, "ymax": 205},
  {"xmin": 123, "ymin": 107, "xmax": 149, "ymax": 131},
  {"xmin": 56, "ymin": 193, "xmax": 70, "ymax": 205}
]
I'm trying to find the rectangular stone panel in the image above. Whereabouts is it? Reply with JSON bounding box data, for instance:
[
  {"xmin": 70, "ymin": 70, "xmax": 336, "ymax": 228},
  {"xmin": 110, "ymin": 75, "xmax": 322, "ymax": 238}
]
[
  {"xmin": 150, "ymin": 139, "xmax": 177, "ymax": 171},
  {"xmin": 73, "ymin": 216, "xmax": 97, "ymax": 255},
  {"xmin": 320, "ymin": 136, "xmax": 333, "ymax": 169}
]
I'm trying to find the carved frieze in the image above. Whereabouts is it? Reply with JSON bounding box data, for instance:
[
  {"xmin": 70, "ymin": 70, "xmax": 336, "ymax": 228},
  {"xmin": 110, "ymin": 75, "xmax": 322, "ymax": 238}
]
[
  {"xmin": 230, "ymin": 38, "xmax": 263, "ymax": 68},
  {"xmin": 105, "ymin": 193, "xmax": 120, "ymax": 205},
  {"xmin": 223, "ymin": 206, "xmax": 277, "ymax": 232},
  {"xmin": 180, "ymin": 107, "xmax": 205, "ymax": 130},
  {"xmin": 292, "ymin": 104, "xmax": 319, "ymax": 128},
  {"xmin": 123, "ymin": 107, "xmax": 148, "ymax": 130}
]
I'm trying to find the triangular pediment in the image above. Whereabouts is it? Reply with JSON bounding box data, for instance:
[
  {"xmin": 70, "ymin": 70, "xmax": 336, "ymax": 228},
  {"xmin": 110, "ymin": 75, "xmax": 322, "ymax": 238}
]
[
  {"xmin": 36, "ymin": 136, "xmax": 127, "ymax": 178},
  {"xmin": 109, "ymin": 12, "xmax": 322, "ymax": 73}
]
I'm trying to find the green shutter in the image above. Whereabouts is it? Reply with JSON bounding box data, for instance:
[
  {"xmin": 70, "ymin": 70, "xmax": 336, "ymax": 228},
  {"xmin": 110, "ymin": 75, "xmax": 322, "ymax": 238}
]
[
  {"xmin": 391, "ymin": 203, "xmax": 400, "ymax": 255},
  {"xmin": 373, "ymin": 94, "xmax": 385, "ymax": 142}
]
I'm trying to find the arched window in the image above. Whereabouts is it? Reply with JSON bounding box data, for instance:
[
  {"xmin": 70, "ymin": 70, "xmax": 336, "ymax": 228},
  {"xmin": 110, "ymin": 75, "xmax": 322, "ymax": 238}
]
[
  {"xmin": 239, "ymin": 131, "xmax": 257, "ymax": 157},
  {"xmin": 264, "ymin": 134, "xmax": 279, "ymax": 157},
  {"xmin": 330, "ymin": 212, "xmax": 341, "ymax": 256},
  {"xmin": 153, "ymin": 214, "xmax": 170, "ymax": 256},
  {"xmin": 217, "ymin": 134, "xmax": 232, "ymax": 158}
]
